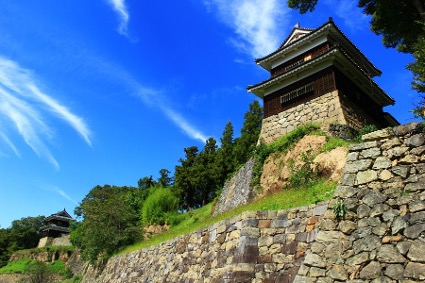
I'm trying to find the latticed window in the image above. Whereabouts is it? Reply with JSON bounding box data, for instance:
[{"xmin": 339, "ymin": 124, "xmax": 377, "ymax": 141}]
[{"xmin": 280, "ymin": 83, "xmax": 314, "ymax": 104}]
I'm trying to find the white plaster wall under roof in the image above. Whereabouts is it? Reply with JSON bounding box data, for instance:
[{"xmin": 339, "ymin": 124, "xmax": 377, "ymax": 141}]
[{"xmin": 270, "ymin": 34, "xmax": 328, "ymax": 70}]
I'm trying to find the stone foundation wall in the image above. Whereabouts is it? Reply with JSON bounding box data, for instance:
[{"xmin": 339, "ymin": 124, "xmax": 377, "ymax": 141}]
[
  {"xmin": 328, "ymin": 124, "xmax": 358, "ymax": 141},
  {"xmin": 259, "ymin": 91, "xmax": 345, "ymax": 144},
  {"xmin": 37, "ymin": 235, "xmax": 72, "ymax": 248},
  {"xmin": 83, "ymin": 202, "xmax": 329, "ymax": 283}
]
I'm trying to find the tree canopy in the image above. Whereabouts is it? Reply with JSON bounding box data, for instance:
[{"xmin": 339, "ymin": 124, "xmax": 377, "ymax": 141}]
[
  {"xmin": 71, "ymin": 185, "xmax": 142, "ymax": 262},
  {"xmin": 0, "ymin": 216, "xmax": 45, "ymax": 267}
]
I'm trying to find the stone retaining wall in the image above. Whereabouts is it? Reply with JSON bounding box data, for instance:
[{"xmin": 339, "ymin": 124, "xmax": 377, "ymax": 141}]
[
  {"xmin": 212, "ymin": 158, "xmax": 256, "ymax": 216},
  {"xmin": 293, "ymin": 122, "xmax": 425, "ymax": 282},
  {"xmin": 83, "ymin": 202, "xmax": 329, "ymax": 283}
]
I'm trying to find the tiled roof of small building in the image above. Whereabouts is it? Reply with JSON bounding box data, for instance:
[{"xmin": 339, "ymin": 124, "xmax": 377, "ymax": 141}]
[{"xmin": 45, "ymin": 209, "xmax": 74, "ymax": 222}]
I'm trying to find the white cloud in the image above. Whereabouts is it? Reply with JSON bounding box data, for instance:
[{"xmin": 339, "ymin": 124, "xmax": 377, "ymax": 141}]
[
  {"xmin": 204, "ymin": 0, "xmax": 291, "ymax": 58},
  {"xmin": 0, "ymin": 56, "xmax": 92, "ymax": 169},
  {"xmin": 106, "ymin": 0, "xmax": 130, "ymax": 37}
]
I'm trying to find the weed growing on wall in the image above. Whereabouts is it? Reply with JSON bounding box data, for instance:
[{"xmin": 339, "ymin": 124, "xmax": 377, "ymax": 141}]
[{"xmin": 333, "ymin": 199, "xmax": 347, "ymax": 220}]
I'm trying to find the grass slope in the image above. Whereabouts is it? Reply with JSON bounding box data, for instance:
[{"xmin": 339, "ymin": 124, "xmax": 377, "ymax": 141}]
[{"xmin": 121, "ymin": 179, "xmax": 336, "ymax": 254}]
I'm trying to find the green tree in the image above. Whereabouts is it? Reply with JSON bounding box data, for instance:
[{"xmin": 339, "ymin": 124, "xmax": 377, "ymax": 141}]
[
  {"xmin": 195, "ymin": 137, "xmax": 220, "ymax": 205},
  {"xmin": 407, "ymin": 23, "xmax": 425, "ymax": 118},
  {"xmin": 71, "ymin": 185, "xmax": 142, "ymax": 262},
  {"xmin": 9, "ymin": 216, "xmax": 44, "ymax": 251},
  {"xmin": 216, "ymin": 121, "xmax": 236, "ymax": 185},
  {"xmin": 174, "ymin": 146, "xmax": 199, "ymax": 210},
  {"xmin": 0, "ymin": 229, "xmax": 11, "ymax": 267},
  {"xmin": 157, "ymin": 168, "xmax": 173, "ymax": 188},
  {"xmin": 137, "ymin": 176, "xmax": 157, "ymax": 190},
  {"xmin": 234, "ymin": 100, "xmax": 263, "ymax": 165}
]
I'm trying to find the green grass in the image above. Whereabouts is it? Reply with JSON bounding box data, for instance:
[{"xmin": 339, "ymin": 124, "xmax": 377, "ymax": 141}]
[
  {"xmin": 321, "ymin": 135, "xmax": 352, "ymax": 153},
  {"xmin": 0, "ymin": 259, "xmax": 33, "ymax": 274},
  {"xmin": 0, "ymin": 259, "xmax": 69, "ymax": 275},
  {"xmin": 121, "ymin": 179, "xmax": 336, "ymax": 254}
]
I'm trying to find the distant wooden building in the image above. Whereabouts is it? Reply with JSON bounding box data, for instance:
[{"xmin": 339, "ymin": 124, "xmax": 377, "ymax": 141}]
[
  {"xmin": 40, "ymin": 209, "xmax": 74, "ymax": 238},
  {"xmin": 247, "ymin": 18, "xmax": 399, "ymax": 143}
]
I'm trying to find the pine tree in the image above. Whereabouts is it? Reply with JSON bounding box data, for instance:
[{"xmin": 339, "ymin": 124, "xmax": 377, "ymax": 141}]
[
  {"xmin": 216, "ymin": 121, "xmax": 236, "ymax": 185},
  {"xmin": 234, "ymin": 100, "xmax": 263, "ymax": 166},
  {"xmin": 174, "ymin": 146, "xmax": 199, "ymax": 210}
]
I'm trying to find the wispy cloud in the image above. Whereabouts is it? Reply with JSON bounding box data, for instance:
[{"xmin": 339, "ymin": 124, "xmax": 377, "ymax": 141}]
[
  {"xmin": 160, "ymin": 106, "xmax": 208, "ymax": 143},
  {"xmin": 203, "ymin": 0, "xmax": 290, "ymax": 58},
  {"xmin": 0, "ymin": 132, "xmax": 20, "ymax": 157},
  {"xmin": 0, "ymin": 56, "xmax": 92, "ymax": 169},
  {"xmin": 87, "ymin": 55, "xmax": 209, "ymax": 144},
  {"xmin": 106, "ymin": 0, "xmax": 130, "ymax": 37},
  {"xmin": 53, "ymin": 187, "xmax": 78, "ymax": 205},
  {"xmin": 134, "ymin": 83, "xmax": 208, "ymax": 144}
]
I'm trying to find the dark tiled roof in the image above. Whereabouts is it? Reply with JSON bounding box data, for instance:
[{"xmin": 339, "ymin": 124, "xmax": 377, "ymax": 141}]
[
  {"xmin": 255, "ymin": 19, "xmax": 334, "ymax": 63},
  {"xmin": 255, "ymin": 18, "xmax": 381, "ymax": 77},
  {"xmin": 45, "ymin": 209, "xmax": 74, "ymax": 222}
]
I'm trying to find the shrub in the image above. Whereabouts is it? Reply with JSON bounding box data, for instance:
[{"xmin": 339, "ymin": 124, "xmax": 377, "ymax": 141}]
[
  {"xmin": 142, "ymin": 188, "xmax": 179, "ymax": 225},
  {"xmin": 22, "ymin": 261, "xmax": 54, "ymax": 283},
  {"xmin": 288, "ymin": 150, "xmax": 320, "ymax": 188}
]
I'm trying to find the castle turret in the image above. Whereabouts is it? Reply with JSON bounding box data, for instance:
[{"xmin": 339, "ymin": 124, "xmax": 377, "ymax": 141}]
[{"xmin": 248, "ymin": 18, "xmax": 399, "ymax": 143}]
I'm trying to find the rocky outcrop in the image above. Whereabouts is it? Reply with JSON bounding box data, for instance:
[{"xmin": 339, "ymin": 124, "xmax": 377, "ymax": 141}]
[
  {"xmin": 0, "ymin": 274, "xmax": 24, "ymax": 283},
  {"xmin": 215, "ymin": 135, "xmax": 348, "ymax": 215},
  {"xmin": 9, "ymin": 247, "xmax": 73, "ymax": 264},
  {"xmin": 260, "ymin": 135, "xmax": 327, "ymax": 197},
  {"xmin": 260, "ymin": 135, "xmax": 347, "ymax": 197}
]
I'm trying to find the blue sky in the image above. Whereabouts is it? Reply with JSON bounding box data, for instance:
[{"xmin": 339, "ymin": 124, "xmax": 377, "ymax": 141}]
[{"xmin": 0, "ymin": 0, "xmax": 418, "ymax": 228}]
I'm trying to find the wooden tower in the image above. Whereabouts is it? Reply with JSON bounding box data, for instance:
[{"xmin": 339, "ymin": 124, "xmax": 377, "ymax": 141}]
[{"xmin": 40, "ymin": 209, "xmax": 74, "ymax": 238}]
